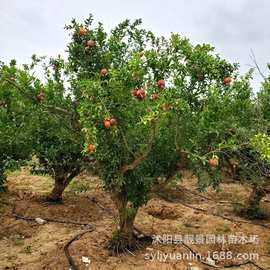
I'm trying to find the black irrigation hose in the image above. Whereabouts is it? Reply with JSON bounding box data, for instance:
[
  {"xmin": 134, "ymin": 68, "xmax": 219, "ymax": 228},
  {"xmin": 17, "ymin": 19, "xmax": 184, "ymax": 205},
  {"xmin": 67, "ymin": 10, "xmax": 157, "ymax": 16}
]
[
  {"xmin": 63, "ymin": 228, "xmax": 95, "ymax": 270},
  {"xmin": 11, "ymin": 203, "xmax": 96, "ymax": 270},
  {"xmin": 11, "ymin": 204, "xmax": 92, "ymax": 227},
  {"xmin": 88, "ymin": 196, "xmax": 115, "ymax": 216},
  {"xmin": 180, "ymin": 200, "xmax": 270, "ymax": 230},
  {"xmin": 157, "ymin": 192, "xmax": 270, "ymax": 230},
  {"xmin": 181, "ymin": 242, "xmax": 267, "ymax": 270}
]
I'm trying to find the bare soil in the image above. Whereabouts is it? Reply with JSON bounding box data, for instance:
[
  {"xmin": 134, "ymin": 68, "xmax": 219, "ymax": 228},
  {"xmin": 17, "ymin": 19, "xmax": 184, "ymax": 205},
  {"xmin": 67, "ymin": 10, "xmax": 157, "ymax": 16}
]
[{"xmin": 0, "ymin": 168, "xmax": 270, "ymax": 270}]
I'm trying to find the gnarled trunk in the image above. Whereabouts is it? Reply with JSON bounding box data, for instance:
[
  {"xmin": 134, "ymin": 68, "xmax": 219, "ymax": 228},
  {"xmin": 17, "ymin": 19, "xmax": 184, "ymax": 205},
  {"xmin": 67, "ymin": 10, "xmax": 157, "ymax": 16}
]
[
  {"xmin": 247, "ymin": 185, "xmax": 265, "ymax": 210},
  {"xmin": 118, "ymin": 206, "xmax": 137, "ymax": 247},
  {"xmin": 246, "ymin": 185, "xmax": 265, "ymax": 218},
  {"xmin": 0, "ymin": 163, "xmax": 6, "ymax": 192},
  {"xmin": 47, "ymin": 175, "xmax": 70, "ymax": 202},
  {"xmin": 109, "ymin": 192, "xmax": 138, "ymax": 252},
  {"xmin": 47, "ymin": 167, "xmax": 80, "ymax": 202}
]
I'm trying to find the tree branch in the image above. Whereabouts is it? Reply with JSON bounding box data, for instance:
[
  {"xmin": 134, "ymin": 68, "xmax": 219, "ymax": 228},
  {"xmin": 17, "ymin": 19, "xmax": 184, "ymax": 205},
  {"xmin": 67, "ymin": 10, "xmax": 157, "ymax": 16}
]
[
  {"xmin": 4, "ymin": 78, "xmax": 75, "ymax": 117},
  {"xmin": 120, "ymin": 122, "xmax": 157, "ymax": 174},
  {"xmin": 250, "ymin": 49, "xmax": 266, "ymax": 80},
  {"xmin": 66, "ymin": 167, "xmax": 81, "ymax": 184},
  {"xmin": 119, "ymin": 127, "xmax": 136, "ymax": 158}
]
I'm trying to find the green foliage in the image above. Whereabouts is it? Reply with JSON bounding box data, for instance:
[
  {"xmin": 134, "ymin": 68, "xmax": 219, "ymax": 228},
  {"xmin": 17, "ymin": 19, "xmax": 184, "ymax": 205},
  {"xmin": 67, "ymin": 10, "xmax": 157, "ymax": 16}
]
[
  {"xmin": 0, "ymin": 55, "xmax": 91, "ymax": 194},
  {"xmin": 32, "ymin": 58, "xmax": 85, "ymax": 178},
  {"xmin": 251, "ymin": 133, "xmax": 270, "ymax": 162},
  {"xmin": 217, "ymin": 67, "xmax": 270, "ymax": 199},
  {"xmin": 0, "ymin": 60, "xmax": 37, "ymax": 189},
  {"xmin": 66, "ymin": 15, "xmax": 247, "ymax": 212},
  {"xmin": 19, "ymin": 56, "xmax": 88, "ymax": 184}
]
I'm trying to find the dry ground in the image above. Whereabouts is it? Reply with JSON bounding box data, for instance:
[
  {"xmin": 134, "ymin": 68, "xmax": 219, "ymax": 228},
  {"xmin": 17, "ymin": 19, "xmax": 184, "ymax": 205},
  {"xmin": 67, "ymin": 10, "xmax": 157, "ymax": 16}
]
[{"xmin": 0, "ymin": 168, "xmax": 270, "ymax": 270}]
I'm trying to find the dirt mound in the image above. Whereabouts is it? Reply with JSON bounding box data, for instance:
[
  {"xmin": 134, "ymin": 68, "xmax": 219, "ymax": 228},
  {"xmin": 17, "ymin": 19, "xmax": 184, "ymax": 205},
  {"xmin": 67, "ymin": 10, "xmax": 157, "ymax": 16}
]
[
  {"xmin": 14, "ymin": 195, "xmax": 104, "ymax": 224},
  {"xmin": 145, "ymin": 203, "xmax": 180, "ymax": 220}
]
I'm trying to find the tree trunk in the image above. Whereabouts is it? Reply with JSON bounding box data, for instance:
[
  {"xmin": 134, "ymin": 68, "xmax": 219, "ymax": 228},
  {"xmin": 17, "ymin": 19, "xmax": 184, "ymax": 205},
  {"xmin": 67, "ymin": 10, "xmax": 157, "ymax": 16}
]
[
  {"xmin": 118, "ymin": 206, "xmax": 137, "ymax": 247},
  {"xmin": 109, "ymin": 192, "xmax": 138, "ymax": 252},
  {"xmin": 246, "ymin": 185, "xmax": 265, "ymax": 218},
  {"xmin": 247, "ymin": 186, "xmax": 265, "ymax": 210},
  {"xmin": 47, "ymin": 176, "xmax": 69, "ymax": 201},
  {"xmin": 0, "ymin": 161, "xmax": 6, "ymax": 192},
  {"xmin": 47, "ymin": 168, "xmax": 80, "ymax": 202}
]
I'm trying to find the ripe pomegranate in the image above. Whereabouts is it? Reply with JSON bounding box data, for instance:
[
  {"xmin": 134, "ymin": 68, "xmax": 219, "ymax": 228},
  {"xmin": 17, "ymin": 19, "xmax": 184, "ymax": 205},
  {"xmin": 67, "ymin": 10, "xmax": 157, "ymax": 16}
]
[
  {"xmin": 103, "ymin": 119, "xmax": 111, "ymax": 129},
  {"xmin": 87, "ymin": 39, "xmax": 95, "ymax": 48},
  {"xmin": 87, "ymin": 144, "xmax": 95, "ymax": 153},
  {"xmin": 131, "ymin": 89, "xmax": 138, "ymax": 97},
  {"xmin": 223, "ymin": 76, "xmax": 232, "ymax": 86},
  {"xmin": 157, "ymin": 79, "xmax": 165, "ymax": 89},
  {"xmin": 100, "ymin": 68, "xmax": 108, "ymax": 77},
  {"xmin": 79, "ymin": 27, "xmax": 87, "ymax": 37},
  {"xmin": 208, "ymin": 158, "xmax": 219, "ymax": 167},
  {"xmin": 110, "ymin": 118, "xmax": 117, "ymax": 126},
  {"xmin": 36, "ymin": 92, "xmax": 45, "ymax": 103},
  {"xmin": 136, "ymin": 88, "xmax": 146, "ymax": 100}
]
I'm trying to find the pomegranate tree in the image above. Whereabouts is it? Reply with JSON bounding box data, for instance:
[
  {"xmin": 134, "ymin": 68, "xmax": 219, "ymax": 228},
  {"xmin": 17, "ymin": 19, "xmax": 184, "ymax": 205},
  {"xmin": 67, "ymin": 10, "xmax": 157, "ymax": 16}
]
[
  {"xmin": 0, "ymin": 56, "xmax": 91, "ymax": 201},
  {"xmin": 0, "ymin": 60, "xmax": 36, "ymax": 190},
  {"xmin": 66, "ymin": 15, "xmax": 242, "ymax": 252},
  {"xmin": 29, "ymin": 57, "xmax": 90, "ymax": 202}
]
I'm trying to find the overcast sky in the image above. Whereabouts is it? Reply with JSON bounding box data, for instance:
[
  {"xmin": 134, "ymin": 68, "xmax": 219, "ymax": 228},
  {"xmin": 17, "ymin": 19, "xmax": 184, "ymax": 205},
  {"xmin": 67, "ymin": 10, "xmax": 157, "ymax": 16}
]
[{"xmin": 0, "ymin": 0, "xmax": 269, "ymax": 90}]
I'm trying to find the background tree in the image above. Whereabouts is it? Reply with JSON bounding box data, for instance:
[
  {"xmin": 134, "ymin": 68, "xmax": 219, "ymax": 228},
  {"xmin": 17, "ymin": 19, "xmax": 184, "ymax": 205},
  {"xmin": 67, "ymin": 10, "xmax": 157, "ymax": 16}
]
[
  {"xmin": 193, "ymin": 64, "xmax": 270, "ymax": 219},
  {"xmin": 242, "ymin": 66, "xmax": 270, "ymax": 217},
  {"xmin": 0, "ymin": 56, "xmax": 92, "ymax": 201},
  {"xmin": 30, "ymin": 56, "xmax": 91, "ymax": 202},
  {"xmin": 0, "ymin": 60, "xmax": 36, "ymax": 191}
]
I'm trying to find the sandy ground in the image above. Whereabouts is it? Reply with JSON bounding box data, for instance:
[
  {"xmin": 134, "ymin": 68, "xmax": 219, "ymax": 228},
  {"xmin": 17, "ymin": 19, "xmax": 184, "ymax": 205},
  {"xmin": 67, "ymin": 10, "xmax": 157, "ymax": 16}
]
[{"xmin": 0, "ymin": 168, "xmax": 270, "ymax": 270}]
